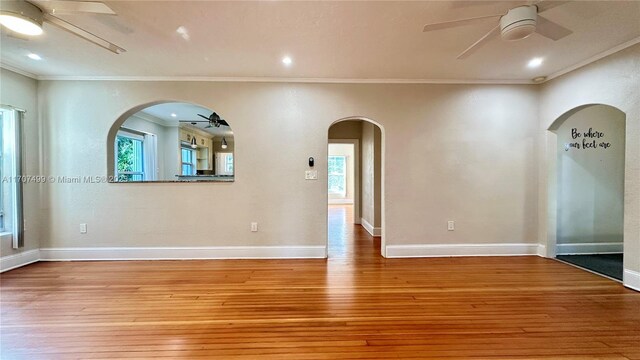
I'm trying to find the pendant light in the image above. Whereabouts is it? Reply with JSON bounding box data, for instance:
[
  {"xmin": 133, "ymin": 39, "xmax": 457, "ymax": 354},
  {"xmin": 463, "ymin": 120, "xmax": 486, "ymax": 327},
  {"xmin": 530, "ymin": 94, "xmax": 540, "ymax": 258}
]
[
  {"xmin": 221, "ymin": 137, "xmax": 228, "ymax": 149},
  {"xmin": 190, "ymin": 136, "xmax": 197, "ymax": 149}
]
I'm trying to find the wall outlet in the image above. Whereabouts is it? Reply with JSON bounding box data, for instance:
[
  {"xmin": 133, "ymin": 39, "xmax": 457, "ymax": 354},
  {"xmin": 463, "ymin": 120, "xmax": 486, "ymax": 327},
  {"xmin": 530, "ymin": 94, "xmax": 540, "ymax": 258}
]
[
  {"xmin": 305, "ymin": 170, "xmax": 318, "ymax": 180},
  {"xmin": 251, "ymin": 222, "xmax": 258, "ymax": 232},
  {"xmin": 447, "ymin": 221, "xmax": 455, "ymax": 231},
  {"xmin": 80, "ymin": 223, "xmax": 87, "ymax": 234}
]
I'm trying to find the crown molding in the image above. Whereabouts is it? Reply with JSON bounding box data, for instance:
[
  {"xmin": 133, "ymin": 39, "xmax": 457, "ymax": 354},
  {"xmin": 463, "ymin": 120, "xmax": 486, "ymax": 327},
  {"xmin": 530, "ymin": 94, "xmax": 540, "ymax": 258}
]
[
  {"xmin": 544, "ymin": 36, "xmax": 640, "ymax": 83},
  {"xmin": 131, "ymin": 112, "xmax": 174, "ymax": 127},
  {"xmin": 181, "ymin": 124, "xmax": 217, "ymax": 140},
  {"xmin": 34, "ymin": 75, "xmax": 533, "ymax": 85},
  {"xmin": 0, "ymin": 62, "xmax": 38, "ymax": 79}
]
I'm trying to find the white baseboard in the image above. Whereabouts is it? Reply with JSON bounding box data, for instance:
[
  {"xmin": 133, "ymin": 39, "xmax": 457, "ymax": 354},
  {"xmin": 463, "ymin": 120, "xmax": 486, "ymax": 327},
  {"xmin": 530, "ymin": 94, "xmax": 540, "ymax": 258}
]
[
  {"xmin": 0, "ymin": 249, "xmax": 40, "ymax": 273},
  {"xmin": 328, "ymin": 199, "xmax": 354, "ymax": 205},
  {"xmin": 537, "ymin": 244, "xmax": 547, "ymax": 257},
  {"xmin": 556, "ymin": 242, "xmax": 623, "ymax": 255},
  {"xmin": 39, "ymin": 246, "xmax": 327, "ymax": 261},
  {"xmin": 360, "ymin": 218, "xmax": 381, "ymax": 237},
  {"xmin": 623, "ymin": 269, "xmax": 640, "ymax": 292},
  {"xmin": 386, "ymin": 243, "xmax": 539, "ymax": 258}
]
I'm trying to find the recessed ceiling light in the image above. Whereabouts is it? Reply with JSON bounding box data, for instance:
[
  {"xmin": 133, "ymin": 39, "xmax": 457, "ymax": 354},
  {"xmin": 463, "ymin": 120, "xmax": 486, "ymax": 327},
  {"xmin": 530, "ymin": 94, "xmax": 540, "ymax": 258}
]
[
  {"xmin": 27, "ymin": 53, "xmax": 42, "ymax": 60},
  {"xmin": 176, "ymin": 26, "xmax": 190, "ymax": 41},
  {"xmin": 170, "ymin": 113, "xmax": 177, "ymax": 118},
  {"xmin": 528, "ymin": 57, "xmax": 544, "ymax": 68},
  {"xmin": 282, "ymin": 56, "xmax": 293, "ymax": 66}
]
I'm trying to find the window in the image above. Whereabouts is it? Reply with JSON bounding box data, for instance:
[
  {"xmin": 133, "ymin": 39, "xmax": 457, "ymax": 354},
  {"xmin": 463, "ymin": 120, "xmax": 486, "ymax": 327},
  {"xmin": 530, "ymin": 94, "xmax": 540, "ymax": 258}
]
[
  {"xmin": 0, "ymin": 106, "xmax": 24, "ymax": 248},
  {"xmin": 115, "ymin": 130, "xmax": 144, "ymax": 181},
  {"xmin": 215, "ymin": 152, "xmax": 233, "ymax": 176},
  {"xmin": 181, "ymin": 147, "xmax": 196, "ymax": 175},
  {"xmin": 328, "ymin": 155, "xmax": 347, "ymax": 196},
  {"xmin": 225, "ymin": 153, "xmax": 234, "ymax": 173}
]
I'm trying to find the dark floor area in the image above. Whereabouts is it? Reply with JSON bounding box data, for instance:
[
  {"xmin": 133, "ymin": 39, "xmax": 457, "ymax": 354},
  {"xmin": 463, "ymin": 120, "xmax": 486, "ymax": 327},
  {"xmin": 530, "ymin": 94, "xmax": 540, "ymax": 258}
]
[{"xmin": 556, "ymin": 253, "xmax": 623, "ymax": 280}]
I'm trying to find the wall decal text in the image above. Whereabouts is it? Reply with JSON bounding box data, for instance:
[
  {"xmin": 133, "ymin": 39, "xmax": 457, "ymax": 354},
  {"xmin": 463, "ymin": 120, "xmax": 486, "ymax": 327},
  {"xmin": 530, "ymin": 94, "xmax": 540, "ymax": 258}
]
[{"xmin": 564, "ymin": 127, "xmax": 611, "ymax": 151}]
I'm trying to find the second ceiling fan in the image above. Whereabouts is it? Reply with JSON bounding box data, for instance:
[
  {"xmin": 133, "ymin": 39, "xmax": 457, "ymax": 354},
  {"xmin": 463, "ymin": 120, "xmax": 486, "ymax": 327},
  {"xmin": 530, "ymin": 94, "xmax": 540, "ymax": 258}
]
[
  {"xmin": 423, "ymin": 1, "xmax": 573, "ymax": 59},
  {"xmin": 180, "ymin": 112, "xmax": 229, "ymax": 129}
]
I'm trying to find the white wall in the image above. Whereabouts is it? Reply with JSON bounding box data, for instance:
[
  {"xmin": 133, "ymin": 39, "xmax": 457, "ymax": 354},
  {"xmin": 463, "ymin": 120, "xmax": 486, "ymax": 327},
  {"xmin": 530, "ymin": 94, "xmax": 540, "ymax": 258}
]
[
  {"xmin": 35, "ymin": 80, "xmax": 539, "ymax": 255},
  {"xmin": 554, "ymin": 105, "xmax": 625, "ymax": 252},
  {"xmin": 163, "ymin": 126, "xmax": 180, "ymax": 180},
  {"xmin": 373, "ymin": 125, "xmax": 381, "ymax": 227},
  {"xmin": 361, "ymin": 122, "xmax": 381, "ymax": 229},
  {"xmin": 539, "ymin": 44, "xmax": 640, "ymax": 286},
  {"xmin": 328, "ymin": 143, "xmax": 355, "ymax": 203},
  {"xmin": 0, "ymin": 69, "xmax": 41, "ymax": 261}
]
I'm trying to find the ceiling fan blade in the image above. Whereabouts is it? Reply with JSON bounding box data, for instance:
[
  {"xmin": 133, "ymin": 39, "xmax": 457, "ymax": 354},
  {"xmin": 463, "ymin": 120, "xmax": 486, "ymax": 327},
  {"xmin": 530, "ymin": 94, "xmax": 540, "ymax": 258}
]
[
  {"xmin": 179, "ymin": 120, "xmax": 208, "ymax": 123},
  {"xmin": 197, "ymin": 114, "xmax": 209, "ymax": 120},
  {"xmin": 44, "ymin": 14, "xmax": 125, "ymax": 53},
  {"xmin": 533, "ymin": 1, "xmax": 570, "ymax": 13},
  {"xmin": 456, "ymin": 25, "xmax": 499, "ymax": 60},
  {"xmin": 536, "ymin": 15, "xmax": 572, "ymax": 40},
  {"xmin": 30, "ymin": 0, "xmax": 116, "ymax": 15},
  {"xmin": 450, "ymin": 1, "xmax": 506, "ymax": 9},
  {"xmin": 423, "ymin": 14, "xmax": 501, "ymax": 32},
  {"xmin": 217, "ymin": 119, "xmax": 229, "ymax": 127}
]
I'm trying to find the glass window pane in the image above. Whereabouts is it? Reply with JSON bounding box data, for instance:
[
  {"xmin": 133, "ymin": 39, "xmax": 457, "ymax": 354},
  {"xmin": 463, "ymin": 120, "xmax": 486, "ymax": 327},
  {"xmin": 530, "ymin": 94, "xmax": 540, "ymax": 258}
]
[
  {"xmin": 328, "ymin": 156, "xmax": 346, "ymax": 195},
  {"xmin": 116, "ymin": 133, "xmax": 144, "ymax": 182},
  {"xmin": 225, "ymin": 154, "xmax": 233, "ymax": 173}
]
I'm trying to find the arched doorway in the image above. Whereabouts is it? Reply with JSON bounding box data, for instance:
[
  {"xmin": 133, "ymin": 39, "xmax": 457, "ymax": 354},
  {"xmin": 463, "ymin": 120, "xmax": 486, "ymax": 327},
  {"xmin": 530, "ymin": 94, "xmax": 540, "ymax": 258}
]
[
  {"xmin": 327, "ymin": 117, "xmax": 385, "ymax": 258},
  {"xmin": 546, "ymin": 104, "xmax": 626, "ymax": 280}
]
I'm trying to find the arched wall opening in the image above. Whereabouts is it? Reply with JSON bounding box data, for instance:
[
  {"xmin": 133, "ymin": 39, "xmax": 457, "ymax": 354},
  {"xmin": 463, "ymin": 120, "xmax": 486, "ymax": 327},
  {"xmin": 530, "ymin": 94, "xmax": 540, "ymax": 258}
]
[
  {"xmin": 107, "ymin": 101, "xmax": 234, "ymax": 182},
  {"xmin": 327, "ymin": 116, "xmax": 386, "ymax": 258},
  {"xmin": 545, "ymin": 103, "xmax": 626, "ymax": 279}
]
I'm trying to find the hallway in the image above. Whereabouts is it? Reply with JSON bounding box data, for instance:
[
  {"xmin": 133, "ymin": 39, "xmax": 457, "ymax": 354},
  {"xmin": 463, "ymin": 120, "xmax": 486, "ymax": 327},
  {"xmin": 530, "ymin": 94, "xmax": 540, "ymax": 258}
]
[{"xmin": 327, "ymin": 204, "xmax": 381, "ymax": 259}]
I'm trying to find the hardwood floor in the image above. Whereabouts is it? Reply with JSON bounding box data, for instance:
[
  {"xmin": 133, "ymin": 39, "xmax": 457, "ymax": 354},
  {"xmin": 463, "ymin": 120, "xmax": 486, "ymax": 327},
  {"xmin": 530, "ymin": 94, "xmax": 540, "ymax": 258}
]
[{"xmin": 1, "ymin": 205, "xmax": 639, "ymax": 359}]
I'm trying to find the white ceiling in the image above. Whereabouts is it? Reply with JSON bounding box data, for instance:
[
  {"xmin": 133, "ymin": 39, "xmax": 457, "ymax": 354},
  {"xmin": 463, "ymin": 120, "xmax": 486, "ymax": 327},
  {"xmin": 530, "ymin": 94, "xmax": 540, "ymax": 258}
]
[
  {"xmin": 139, "ymin": 103, "xmax": 233, "ymax": 136},
  {"xmin": 1, "ymin": 1, "xmax": 639, "ymax": 82}
]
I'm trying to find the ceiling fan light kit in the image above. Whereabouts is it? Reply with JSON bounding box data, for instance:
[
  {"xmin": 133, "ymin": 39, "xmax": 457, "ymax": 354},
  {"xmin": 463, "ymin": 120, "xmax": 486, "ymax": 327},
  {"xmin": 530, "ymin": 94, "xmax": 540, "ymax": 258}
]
[
  {"xmin": 422, "ymin": 1, "xmax": 573, "ymax": 59},
  {"xmin": 1, "ymin": 0, "xmax": 125, "ymax": 54},
  {"xmin": 500, "ymin": 6, "xmax": 537, "ymax": 41},
  {"xmin": 0, "ymin": 0, "xmax": 44, "ymax": 36}
]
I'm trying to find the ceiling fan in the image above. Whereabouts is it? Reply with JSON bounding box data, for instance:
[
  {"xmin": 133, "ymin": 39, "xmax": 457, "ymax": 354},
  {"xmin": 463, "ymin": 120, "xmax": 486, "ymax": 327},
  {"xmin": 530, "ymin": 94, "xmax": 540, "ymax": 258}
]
[
  {"xmin": 0, "ymin": 0, "xmax": 125, "ymax": 54},
  {"xmin": 423, "ymin": 1, "xmax": 573, "ymax": 59},
  {"xmin": 180, "ymin": 112, "xmax": 229, "ymax": 129}
]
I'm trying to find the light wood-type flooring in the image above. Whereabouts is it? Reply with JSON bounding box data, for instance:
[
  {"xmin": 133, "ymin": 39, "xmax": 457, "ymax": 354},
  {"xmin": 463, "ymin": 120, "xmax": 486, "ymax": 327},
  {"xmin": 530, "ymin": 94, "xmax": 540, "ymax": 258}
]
[{"xmin": 1, "ymin": 205, "xmax": 639, "ymax": 359}]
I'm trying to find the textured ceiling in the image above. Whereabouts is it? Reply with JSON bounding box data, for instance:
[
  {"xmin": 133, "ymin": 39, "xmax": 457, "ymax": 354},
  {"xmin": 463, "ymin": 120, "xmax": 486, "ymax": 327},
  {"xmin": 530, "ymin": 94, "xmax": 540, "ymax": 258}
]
[{"xmin": 1, "ymin": 1, "xmax": 639, "ymax": 81}]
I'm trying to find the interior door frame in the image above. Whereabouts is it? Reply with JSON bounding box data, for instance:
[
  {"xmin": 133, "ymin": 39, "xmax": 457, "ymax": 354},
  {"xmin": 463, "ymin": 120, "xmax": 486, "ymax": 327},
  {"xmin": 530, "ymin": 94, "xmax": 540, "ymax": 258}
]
[{"xmin": 328, "ymin": 139, "xmax": 360, "ymax": 224}]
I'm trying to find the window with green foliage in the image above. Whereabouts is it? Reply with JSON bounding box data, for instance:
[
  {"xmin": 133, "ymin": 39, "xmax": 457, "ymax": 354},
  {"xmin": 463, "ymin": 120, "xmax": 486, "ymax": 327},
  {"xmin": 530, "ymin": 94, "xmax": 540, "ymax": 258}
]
[
  {"xmin": 328, "ymin": 155, "xmax": 346, "ymax": 196},
  {"xmin": 116, "ymin": 131, "xmax": 144, "ymax": 181}
]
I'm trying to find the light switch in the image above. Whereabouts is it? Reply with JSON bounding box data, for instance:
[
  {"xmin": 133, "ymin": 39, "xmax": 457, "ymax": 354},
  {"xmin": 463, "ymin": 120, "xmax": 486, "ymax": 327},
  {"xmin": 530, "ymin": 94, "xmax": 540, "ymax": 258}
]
[
  {"xmin": 305, "ymin": 170, "xmax": 318, "ymax": 180},
  {"xmin": 447, "ymin": 221, "xmax": 455, "ymax": 231},
  {"xmin": 80, "ymin": 223, "xmax": 87, "ymax": 234}
]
